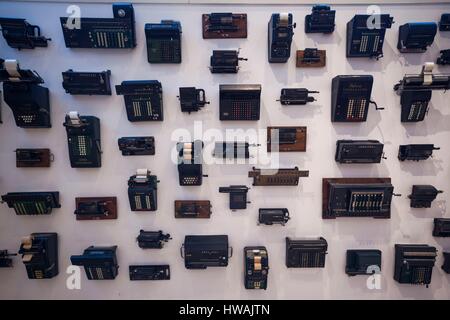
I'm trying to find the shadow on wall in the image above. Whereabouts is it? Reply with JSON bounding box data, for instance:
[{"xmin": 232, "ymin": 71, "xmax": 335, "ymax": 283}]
[
  {"xmin": 398, "ymin": 158, "xmax": 444, "ymax": 176},
  {"xmin": 402, "ymin": 104, "xmax": 450, "ymax": 137}
]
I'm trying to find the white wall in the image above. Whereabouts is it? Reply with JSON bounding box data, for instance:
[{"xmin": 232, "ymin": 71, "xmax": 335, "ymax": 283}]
[{"xmin": 0, "ymin": 1, "xmax": 449, "ymax": 300}]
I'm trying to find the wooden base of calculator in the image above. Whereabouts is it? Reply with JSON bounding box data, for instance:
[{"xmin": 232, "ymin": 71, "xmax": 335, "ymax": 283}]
[
  {"xmin": 267, "ymin": 126, "xmax": 307, "ymax": 152},
  {"xmin": 75, "ymin": 197, "xmax": 117, "ymax": 220},
  {"xmin": 175, "ymin": 200, "xmax": 212, "ymax": 218},
  {"xmin": 202, "ymin": 14, "xmax": 247, "ymax": 39},
  {"xmin": 249, "ymin": 167, "xmax": 309, "ymax": 186},
  {"xmin": 296, "ymin": 50, "xmax": 326, "ymax": 68}
]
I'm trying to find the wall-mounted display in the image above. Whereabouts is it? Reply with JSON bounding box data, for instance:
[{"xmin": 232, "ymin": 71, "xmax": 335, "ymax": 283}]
[
  {"xmin": 209, "ymin": 50, "xmax": 247, "ymax": 73},
  {"xmin": 178, "ymin": 87, "xmax": 209, "ymax": 113},
  {"xmin": 60, "ymin": 3, "xmax": 136, "ymax": 49},
  {"xmin": 258, "ymin": 208, "xmax": 290, "ymax": 226},
  {"xmin": 249, "ymin": 167, "xmax": 309, "ymax": 186},
  {"xmin": 0, "ymin": 0, "xmax": 449, "ymax": 300},
  {"xmin": 346, "ymin": 14, "xmax": 393, "ymax": 59},
  {"xmin": 15, "ymin": 148, "xmax": 52, "ymax": 167},
  {"xmin": 335, "ymin": 140, "xmax": 385, "ymax": 164},
  {"xmin": 0, "ymin": 59, "xmax": 50, "ymax": 128},
  {"xmin": 331, "ymin": 75, "xmax": 383, "ymax": 122},
  {"xmin": 304, "ymin": 5, "xmax": 335, "ymax": 34},
  {"xmin": 345, "ymin": 249, "xmax": 382, "ymax": 276},
  {"xmin": 285, "ymin": 237, "xmax": 328, "ymax": 268},
  {"xmin": 296, "ymin": 48, "xmax": 326, "ymax": 67},
  {"xmin": 145, "ymin": 20, "xmax": 182, "ymax": 63},
  {"xmin": 63, "ymin": 112, "xmax": 102, "ymax": 168},
  {"xmin": 268, "ymin": 13, "xmax": 295, "ymax": 63},
  {"xmin": 181, "ymin": 235, "xmax": 232, "ymax": 269},
  {"xmin": 393, "ymin": 63, "xmax": 450, "ymax": 122},
  {"xmin": 62, "ymin": 69, "xmax": 112, "ymax": 95},
  {"xmin": 174, "ymin": 200, "xmax": 212, "ymax": 219},
  {"xmin": 202, "ymin": 13, "xmax": 247, "ymax": 39},
  {"xmin": 1, "ymin": 192, "xmax": 60, "ymax": 215},
  {"xmin": 394, "ymin": 244, "xmax": 436, "ymax": 287},
  {"xmin": 397, "ymin": 22, "xmax": 437, "ymax": 53},
  {"xmin": 127, "ymin": 169, "xmax": 159, "ymax": 212},
  {"xmin": 0, "ymin": 17, "xmax": 50, "ymax": 49},
  {"xmin": 74, "ymin": 197, "xmax": 118, "ymax": 220},
  {"xmin": 322, "ymin": 178, "xmax": 395, "ymax": 219},
  {"xmin": 70, "ymin": 246, "xmax": 119, "ymax": 280},
  {"xmin": 19, "ymin": 233, "xmax": 58, "ymax": 279},
  {"xmin": 244, "ymin": 246, "xmax": 269, "ymax": 290},
  {"xmin": 115, "ymin": 80, "xmax": 164, "ymax": 122}
]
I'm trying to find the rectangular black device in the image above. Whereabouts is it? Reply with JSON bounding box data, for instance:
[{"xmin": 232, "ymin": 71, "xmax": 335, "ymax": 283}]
[
  {"xmin": 210, "ymin": 50, "xmax": 247, "ymax": 73},
  {"xmin": 400, "ymin": 90, "xmax": 431, "ymax": 122},
  {"xmin": 127, "ymin": 169, "xmax": 159, "ymax": 211},
  {"xmin": 177, "ymin": 141, "xmax": 205, "ymax": 186},
  {"xmin": 182, "ymin": 235, "xmax": 231, "ymax": 269},
  {"xmin": 70, "ymin": 246, "xmax": 119, "ymax": 280},
  {"xmin": 0, "ymin": 17, "xmax": 50, "ymax": 49},
  {"xmin": 331, "ymin": 75, "xmax": 374, "ymax": 122},
  {"xmin": 1, "ymin": 192, "xmax": 60, "ymax": 215},
  {"xmin": 63, "ymin": 112, "xmax": 101, "ymax": 168},
  {"xmin": 285, "ymin": 237, "xmax": 328, "ymax": 268},
  {"xmin": 145, "ymin": 20, "xmax": 181, "ymax": 63},
  {"xmin": 129, "ymin": 265, "xmax": 170, "ymax": 280},
  {"xmin": 346, "ymin": 14, "xmax": 393, "ymax": 59},
  {"xmin": 118, "ymin": 136, "xmax": 155, "ymax": 156},
  {"xmin": 15, "ymin": 148, "xmax": 52, "ymax": 167},
  {"xmin": 398, "ymin": 144, "xmax": 439, "ymax": 161},
  {"xmin": 408, "ymin": 185, "xmax": 442, "ymax": 208},
  {"xmin": 397, "ymin": 22, "xmax": 437, "ymax": 53},
  {"xmin": 0, "ymin": 250, "xmax": 16, "ymax": 268},
  {"xmin": 0, "ymin": 59, "xmax": 50, "ymax": 128},
  {"xmin": 62, "ymin": 69, "xmax": 111, "ymax": 95},
  {"xmin": 219, "ymin": 84, "xmax": 261, "ymax": 121},
  {"xmin": 335, "ymin": 140, "xmax": 384, "ymax": 164},
  {"xmin": 305, "ymin": 5, "xmax": 335, "ymax": 34},
  {"xmin": 433, "ymin": 218, "xmax": 450, "ymax": 237},
  {"xmin": 136, "ymin": 230, "xmax": 171, "ymax": 249},
  {"xmin": 115, "ymin": 80, "xmax": 163, "ymax": 122},
  {"xmin": 19, "ymin": 233, "xmax": 58, "ymax": 279},
  {"xmin": 439, "ymin": 14, "xmax": 450, "ymax": 31},
  {"xmin": 268, "ymin": 13, "xmax": 296, "ymax": 63},
  {"xmin": 178, "ymin": 87, "xmax": 209, "ymax": 113},
  {"xmin": 322, "ymin": 178, "xmax": 394, "ymax": 219},
  {"xmin": 244, "ymin": 246, "xmax": 269, "ymax": 290},
  {"xmin": 60, "ymin": 3, "xmax": 136, "ymax": 49},
  {"xmin": 345, "ymin": 249, "xmax": 382, "ymax": 276},
  {"xmin": 278, "ymin": 88, "xmax": 318, "ymax": 105},
  {"xmin": 258, "ymin": 208, "xmax": 290, "ymax": 226},
  {"xmin": 219, "ymin": 185, "xmax": 250, "ymax": 210},
  {"xmin": 394, "ymin": 244, "xmax": 437, "ymax": 286}
]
